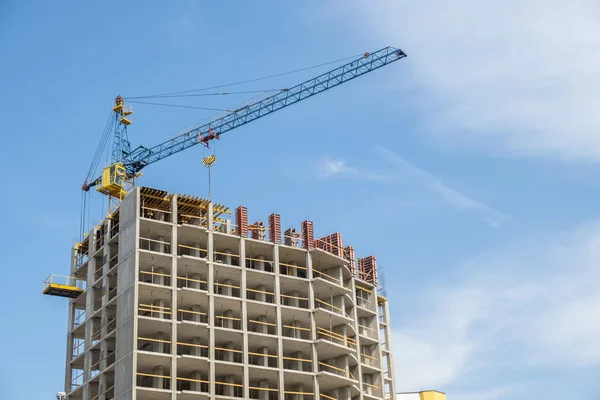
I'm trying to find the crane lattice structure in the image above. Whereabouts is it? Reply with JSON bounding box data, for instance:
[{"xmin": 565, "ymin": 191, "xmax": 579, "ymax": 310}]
[{"xmin": 82, "ymin": 46, "xmax": 406, "ymax": 209}]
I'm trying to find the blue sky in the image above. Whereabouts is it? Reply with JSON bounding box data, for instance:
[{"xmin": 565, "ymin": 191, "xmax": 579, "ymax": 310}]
[{"xmin": 1, "ymin": 1, "xmax": 600, "ymax": 399}]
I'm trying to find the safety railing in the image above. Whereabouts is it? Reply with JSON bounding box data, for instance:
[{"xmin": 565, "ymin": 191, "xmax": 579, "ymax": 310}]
[
  {"xmin": 284, "ymin": 392, "xmax": 314, "ymax": 400},
  {"xmin": 137, "ymin": 336, "xmax": 172, "ymax": 354},
  {"xmin": 91, "ymin": 384, "xmax": 114, "ymax": 400},
  {"xmin": 177, "ymin": 243, "xmax": 208, "ymax": 258},
  {"xmin": 176, "ymin": 376, "xmax": 209, "ymax": 393},
  {"xmin": 282, "ymin": 323, "xmax": 311, "ymax": 340},
  {"xmin": 357, "ymin": 296, "xmax": 376, "ymax": 310},
  {"xmin": 362, "ymin": 382, "xmax": 382, "ymax": 397},
  {"xmin": 94, "ymin": 265, "xmax": 104, "ymax": 282},
  {"xmin": 106, "ymin": 350, "xmax": 116, "ymax": 367},
  {"xmin": 107, "ymin": 285, "xmax": 118, "ymax": 302},
  {"xmin": 246, "ymin": 256, "xmax": 274, "ymax": 272},
  {"xmin": 246, "ymin": 287, "xmax": 275, "ymax": 303},
  {"xmin": 214, "ymin": 250, "xmax": 241, "ymax": 266},
  {"xmin": 110, "ymin": 219, "xmax": 119, "ymax": 237},
  {"xmin": 73, "ymin": 310, "xmax": 86, "ymax": 327},
  {"xmin": 71, "ymin": 369, "xmax": 84, "ymax": 391},
  {"xmin": 177, "ymin": 341, "xmax": 209, "ymax": 357},
  {"xmin": 279, "ymin": 261, "xmax": 308, "ymax": 278},
  {"xmin": 106, "ymin": 317, "xmax": 117, "ymax": 334},
  {"xmin": 280, "ymin": 293, "xmax": 309, "ymax": 309},
  {"xmin": 282, "ymin": 355, "xmax": 313, "ymax": 372},
  {"xmin": 249, "ymin": 387, "xmax": 279, "ymax": 400},
  {"xmin": 214, "ymin": 315, "xmax": 242, "ymax": 330},
  {"xmin": 314, "ymin": 298, "xmax": 344, "ymax": 315},
  {"xmin": 137, "ymin": 372, "xmax": 171, "ymax": 390},
  {"xmin": 177, "ymin": 308, "xmax": 208, "ymax": 324},
  {"xmin": 139, "ymin": 237, "xmax": 171, "ymax": 254},
  {"xmin": 140, "ymin": 205, "xmax": 172, "ymax": 222},
  {"xmin": 248, "ymin": 319, "xmax": 277, "ymax": 335},
  {"xmin": 248, "ymin": 351, "xmax": 278, "ymax": 368},
  {"xmin": 138, "ymin": 304, "xmax": 172, "ymax": 320},
  {"xmin": 361, "ymin": 353, "xmax": 379, "ymax": 367},
  {"xmin": 108, "ymin": 252, "xmax": 118, "ymax": 270},
  {"xmin": 214, "ymin": 281, "xmax": 241, "ymax": 298},
  {"xmin": 72, "ymin": 338, "xmax": 85, "ymax": 358},
  {"xmin": 76, "ymin": 251, "xmax": 89, "ymax": 268},
  {"xmin": 313, "ymin": 269, "xmax": 341, "ymax": 285},
  {"xmin": 318, "ymin": 361, "xmax": 350, "ymax": 378},
  {"xmin": 215, "ymin": 346, "xmax": 243, "ymax": 363},
  {"xmin": 215, "ymin": 381, "xmax": 243, "ymax": 398},
  {"xmin": 358, "ymin": 324, "xmax": 378, "ymax": 339},
  {"xmin": 177, "ymin": 275, "xmax": 208, "ymax": 291},
  {"xmin": 43, "ymin": 274, "xmax": 86, "ymax": 293},
  {"xmin": 320, "ymin": 394, "xmax": 337, "ymax": 400},
  {"xmin": 316, "ymin": 327, "xmax": 356, "ymax": 348},
  {"xmin": 139, "ymin": 269, "xmax": 171, "ymax": 286}
]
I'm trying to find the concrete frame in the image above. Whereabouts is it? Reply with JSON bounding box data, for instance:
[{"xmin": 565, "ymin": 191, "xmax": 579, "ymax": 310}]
[{"xmin": 63, "ymin": 187, "xmax": 396, "ymax": 400}]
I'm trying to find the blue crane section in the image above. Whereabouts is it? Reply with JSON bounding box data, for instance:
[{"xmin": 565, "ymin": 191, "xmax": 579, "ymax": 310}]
[{"xmin": 84, "ymin": 46, "xmax": 406, "ymax": 193}]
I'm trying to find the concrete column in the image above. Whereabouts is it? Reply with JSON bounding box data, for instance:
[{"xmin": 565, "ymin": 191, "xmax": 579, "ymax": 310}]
[
  {"xmin": 190, "ymin": 370, "xmax": 203, "ymax": 392},
  {"xmin": 155, "ymin": 331, "xmax": 166, "ymax": 353},
  {"xmin": 153, "ymin": 366, "xmax": 164, "ymax": 389},
  {"xmin": 155, "ymin": 299, "xmax": 166, "ymax": 319},
  {"xmin": 207, "ymin": 205, "xmax": 216, "ymax": 398},
  {"xmin": 171, "ymin": 196, "xmax": 178, "ymax": 400},
  {"xmin": 191, "ymin": 337, "xmax": 203, "ymax": 357},
  {"xmin": 155, "ymin": 266, "xmax": 166, "ymax": 286},
  {"xmin": 259, "ymin": 346, "xmax": 270, "ymax": 367},
  {"xmin": 193, "ymin": 242, "xmax": 202, "ymax": 258},
  {"xmin": 191, "ymin": 304, "xmax": 203, "ymax": 323},
  {"xmin": 158, "ymin": 235, "xmax": 165, "ymax": 253},
  {"xmin": 258, "ymin": 379, "xmax": 270, "ymax": 400},
  {"xmin": 223, "ymin": 375, "xmax": 235, "ymax": 397}
]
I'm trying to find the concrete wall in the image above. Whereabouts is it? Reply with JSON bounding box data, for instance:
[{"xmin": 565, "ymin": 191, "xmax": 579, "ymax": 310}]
[{"xmin": 114, "ymin": 189, "xmax": 139, "ymax": 400}]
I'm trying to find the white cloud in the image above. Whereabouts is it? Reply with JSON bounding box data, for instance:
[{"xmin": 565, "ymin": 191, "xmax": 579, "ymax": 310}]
[
  {"xmin": 341, "ymin": 0, "xmax": 600, "ymax": 160},
  {"xmin": 375, "ymin": 147, "xmax": 507, "ymax": 228},
  {"xmin": 316, "ymin": 156, "xmax": 350, "ymax": 177},
  {"xmin": 315, "ymin": 155, "xmax": 395, "ymax": 182},
  {"xmin": 390, "ymin": 223, "xmax": 600, "ymax": 394}
]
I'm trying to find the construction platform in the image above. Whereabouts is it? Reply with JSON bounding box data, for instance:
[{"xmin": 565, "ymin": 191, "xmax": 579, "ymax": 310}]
[{"xmin": 43, "ymin": 274, "xmax": 85, "ymax": 298}]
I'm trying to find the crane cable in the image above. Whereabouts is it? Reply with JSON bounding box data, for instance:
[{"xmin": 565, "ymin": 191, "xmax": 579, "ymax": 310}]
[
  {"xmin": 125, "ymin": 89, "xmax": 283, "ymax": 100},
  {"xmin": 84, "ymin": 111, "xmax": 115, "ymax": 185},
  {"xmin": 123, "ymin": 52, "xmax": 363, "ymax": 99}
]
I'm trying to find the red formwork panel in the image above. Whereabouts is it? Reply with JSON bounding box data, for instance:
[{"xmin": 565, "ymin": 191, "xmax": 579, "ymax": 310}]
[
  {"xmin": 316, "ymin": 232, "xmax": 343, "ymax": 258},
  {"xmin": 357, "ymin": 255, "xmax": 377, "ymax": 285},
  {"xmin": 301, "ymin": 220, "xmax": 314, "ymax": 250},
  {"xmin": 235, "ymin": 206, "xmax": 248, "ymax": 238},
  {"xmin": 268, "ymin": 213, "xmax": 281, "ymax": 244},
  {"xmin": 343, "ymin": 245, "xmax": 356, "ymax": 276}
]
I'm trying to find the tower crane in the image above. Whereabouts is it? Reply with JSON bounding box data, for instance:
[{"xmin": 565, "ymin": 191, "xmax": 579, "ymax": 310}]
[{"xmin": 81, "ymin": 46, "xmax": 407, "ymax": 207}]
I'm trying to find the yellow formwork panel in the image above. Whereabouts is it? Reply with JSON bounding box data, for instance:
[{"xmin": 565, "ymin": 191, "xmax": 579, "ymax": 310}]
[
  {"xmin": 112, "ymin": 103, "xmax": 124, "ymax": 112},
  {"xmin": 420, "ymin": 391, "xmax": 446, "ymax": 400},
  {"xmin": 120, "ymin": 117, "xmax": 132, "ymax": 125}
]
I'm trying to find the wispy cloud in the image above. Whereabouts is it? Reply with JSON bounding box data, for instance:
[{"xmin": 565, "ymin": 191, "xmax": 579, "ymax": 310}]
[
  {"xmin": 318, "ymin": 149, "xmax": 507, "ymax": 228},
  {"xmin": 391, "ymin": 222, "xmax": 600, "ymax": 397},
  {"xmin": 375, "ymin": 147, "xmax": 508, "ymax": 228},
  {"xmin": 315, "ymin": 155, "xmax": 395, "ymax": 182},
  {"xmin": 338, "ymin": 0, "xmax": 600, "ymax": 160}
]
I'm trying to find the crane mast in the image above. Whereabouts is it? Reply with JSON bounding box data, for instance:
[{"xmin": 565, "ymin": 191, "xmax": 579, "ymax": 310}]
[{"xmin": 83, "ymin": 46, "xmax": 407, "ymax": 205}]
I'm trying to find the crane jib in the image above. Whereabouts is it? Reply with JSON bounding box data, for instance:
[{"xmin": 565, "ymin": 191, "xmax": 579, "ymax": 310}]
[{"xmin": 121, "ymin": 46, "xmax": 406, "ymax": 175}]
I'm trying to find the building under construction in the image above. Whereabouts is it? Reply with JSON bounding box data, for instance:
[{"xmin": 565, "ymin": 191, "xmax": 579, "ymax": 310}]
[{"xmin": 45, "ymin": 187, "xmax": 396, "ymax": 400}]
